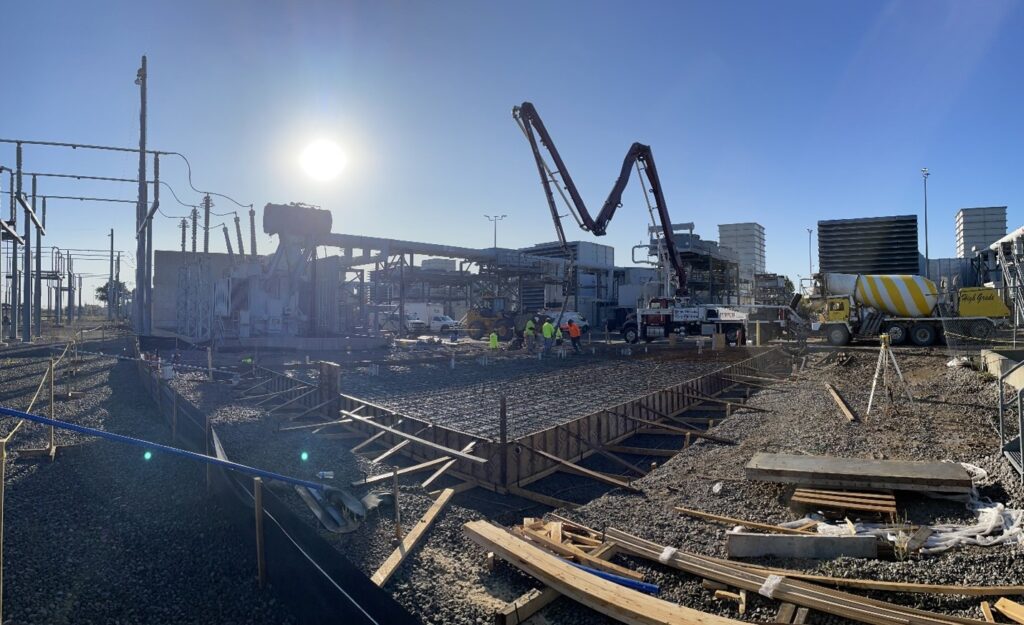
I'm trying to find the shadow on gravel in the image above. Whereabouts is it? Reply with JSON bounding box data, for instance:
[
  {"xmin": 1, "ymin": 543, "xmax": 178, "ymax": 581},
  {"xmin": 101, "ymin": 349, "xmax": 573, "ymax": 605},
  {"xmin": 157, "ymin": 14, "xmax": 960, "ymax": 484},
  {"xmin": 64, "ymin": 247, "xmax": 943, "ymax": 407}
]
[{"xmin": 3, "ymin": 353, "xmax": 298, "ymax": 625}]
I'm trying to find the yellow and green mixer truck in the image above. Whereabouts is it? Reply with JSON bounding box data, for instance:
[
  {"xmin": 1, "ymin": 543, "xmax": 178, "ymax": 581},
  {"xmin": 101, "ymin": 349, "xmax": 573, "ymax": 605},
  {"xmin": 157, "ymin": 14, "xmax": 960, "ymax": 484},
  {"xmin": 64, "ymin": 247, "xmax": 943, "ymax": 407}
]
[{"xmin": 811, "ymin": 272, "xmax": 1011, "ymax": 346}]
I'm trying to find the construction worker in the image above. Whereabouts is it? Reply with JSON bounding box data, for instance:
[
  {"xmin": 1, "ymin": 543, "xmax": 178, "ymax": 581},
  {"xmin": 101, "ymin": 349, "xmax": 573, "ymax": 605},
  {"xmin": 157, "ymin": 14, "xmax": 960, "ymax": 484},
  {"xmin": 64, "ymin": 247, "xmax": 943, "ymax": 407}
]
[
  {"xmin": 567, "ymin": 319, "xmax": 582, "ymax": 354},
  {"xmin": 489, "ymin": 329, "xmax": 499, "ymax": 350},
  {"xmin": 524, "ymin": 317, "xmax": 537, "ymax": 353},
  {"xmin": 541, "ymin": 318, "xmax": 555, "ymax": 354}
]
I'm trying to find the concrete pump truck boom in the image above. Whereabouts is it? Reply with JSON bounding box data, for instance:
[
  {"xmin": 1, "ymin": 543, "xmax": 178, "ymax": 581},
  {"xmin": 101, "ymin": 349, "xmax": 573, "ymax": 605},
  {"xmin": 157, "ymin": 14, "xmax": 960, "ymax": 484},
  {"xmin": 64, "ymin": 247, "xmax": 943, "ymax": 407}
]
[{"xmin": 512, "ymin": 101, "xmax": 806, "ymax": 348}]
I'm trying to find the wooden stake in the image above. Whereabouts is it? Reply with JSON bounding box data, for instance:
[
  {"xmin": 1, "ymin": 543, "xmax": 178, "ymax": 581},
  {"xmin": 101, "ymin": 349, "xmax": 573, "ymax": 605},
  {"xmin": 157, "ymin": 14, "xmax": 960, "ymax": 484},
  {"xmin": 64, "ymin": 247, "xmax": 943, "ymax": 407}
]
[
  {"xmin": 254, "ymin": 477, "xmax": 266, "ymax": 587},
  {"xmin": 205, "ymin": 416, "xmax": 211, "ymax": 494},
  {"xmin": 48, "ymin": 359, "xmax": 55, "ymax": 459},
  {"xmin": 393, "ymin": 466, "xmax": 402, "ymax": 539},
  {"xmin": 0, "ymin": 441, "xmax": 6, "ymax": 624}
]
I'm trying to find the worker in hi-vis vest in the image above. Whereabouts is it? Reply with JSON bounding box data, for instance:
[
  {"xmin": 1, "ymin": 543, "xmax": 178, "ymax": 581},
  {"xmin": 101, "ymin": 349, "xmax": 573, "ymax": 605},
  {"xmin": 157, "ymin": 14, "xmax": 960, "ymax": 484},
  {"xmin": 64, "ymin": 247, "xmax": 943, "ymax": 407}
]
[
  {"xmin": 489, "ymin": 329, "xmax": 499, "ymax": 350},
  {"xmin": 541, "ymin": 319, "xmax": 555, "ymax": 355},
  {"xmin": 567, "ymin": 319, "xmax": 582, "ymax": 354},
  {"xmin": 524, "ymin": 318, "xmax": 537, "ymax": 353}
]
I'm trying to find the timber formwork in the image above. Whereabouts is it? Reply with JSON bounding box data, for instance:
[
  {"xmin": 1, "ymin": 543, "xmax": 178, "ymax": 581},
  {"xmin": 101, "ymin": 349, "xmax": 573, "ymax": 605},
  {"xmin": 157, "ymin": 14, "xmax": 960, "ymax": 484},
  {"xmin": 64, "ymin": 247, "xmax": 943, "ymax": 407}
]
[{"xmin": 254, "ymin": 347, "xmax": 787, "ymax": 493}]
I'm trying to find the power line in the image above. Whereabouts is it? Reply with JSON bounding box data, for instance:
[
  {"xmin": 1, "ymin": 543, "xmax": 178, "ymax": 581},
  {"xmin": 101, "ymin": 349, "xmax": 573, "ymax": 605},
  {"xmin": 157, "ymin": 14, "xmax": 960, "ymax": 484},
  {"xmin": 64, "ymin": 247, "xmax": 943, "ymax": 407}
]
[
  {"xmin": 162, "ymin": 151, "xmax": 252, "ymax": 209},
  {"xmin": 0, "ymin": 137, "xmax": 163, "ymax": 155},
  {"xmin": 0, "ymin": 190, "xmax": 135, "ymax": 203}
]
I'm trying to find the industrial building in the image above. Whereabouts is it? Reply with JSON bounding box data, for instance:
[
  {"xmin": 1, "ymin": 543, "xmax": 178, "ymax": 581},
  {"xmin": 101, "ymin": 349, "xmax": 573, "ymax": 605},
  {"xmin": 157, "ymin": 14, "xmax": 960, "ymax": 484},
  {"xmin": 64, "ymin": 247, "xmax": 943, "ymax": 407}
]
[
  {"xmin": 956, "ymin": 206, "xmax": 1007, "ymax": 258},
  {"xmin": 718, "ymin": 222, "xmax": 765, "ymax": 304},
  {"xmin": 718, "ymin": 223, "xmax": 766, "ymax": 275},
  {"xmin": 753, "ymin": 272, "xmax": 791, "ymax": 305},
  {"xmin": 664, "ymin": 228, "xmax": 742, "ymax": 304},
  {"xmin": 817, "ymin": 215, "xmax": 920, "ymax": 275}
]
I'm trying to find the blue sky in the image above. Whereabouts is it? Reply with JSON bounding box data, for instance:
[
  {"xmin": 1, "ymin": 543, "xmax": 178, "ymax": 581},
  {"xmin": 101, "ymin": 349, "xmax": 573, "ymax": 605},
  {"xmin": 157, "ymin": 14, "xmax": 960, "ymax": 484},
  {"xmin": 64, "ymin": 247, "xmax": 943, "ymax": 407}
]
[{"xmin": 2, "ymin": 0, "xmax": 1021, "ymax": 302}]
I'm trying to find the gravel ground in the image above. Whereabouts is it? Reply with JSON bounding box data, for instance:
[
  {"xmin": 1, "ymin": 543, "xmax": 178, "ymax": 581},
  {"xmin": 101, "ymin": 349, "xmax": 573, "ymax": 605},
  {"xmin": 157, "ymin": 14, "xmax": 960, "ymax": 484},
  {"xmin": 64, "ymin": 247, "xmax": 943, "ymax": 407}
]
[
  {"xmin": 559, "ymin": 346, "xmax": 1024, "ymax": 624},
  {"xmin": 170, "ymin": 343, "xmax": 1024, "ymax": 625},
  {"xmin": 0, "ymin": 339, "xmax": 296, "ymax": 625}
]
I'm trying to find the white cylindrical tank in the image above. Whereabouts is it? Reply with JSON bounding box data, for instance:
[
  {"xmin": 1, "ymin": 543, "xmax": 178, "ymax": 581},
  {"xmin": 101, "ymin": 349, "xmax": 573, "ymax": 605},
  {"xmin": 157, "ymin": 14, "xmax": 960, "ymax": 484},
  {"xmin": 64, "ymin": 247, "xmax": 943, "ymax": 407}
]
[{"xmin": 824, "ymin": 273, "xmax": 938, "ymax": 318}]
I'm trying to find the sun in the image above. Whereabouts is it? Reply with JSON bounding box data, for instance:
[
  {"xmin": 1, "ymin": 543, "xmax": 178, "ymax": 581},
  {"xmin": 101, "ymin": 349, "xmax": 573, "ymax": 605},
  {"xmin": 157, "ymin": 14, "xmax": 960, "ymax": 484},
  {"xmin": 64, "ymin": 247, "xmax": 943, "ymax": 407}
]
[{"xmin": 300, "ymin": 138, "xmax": 347, "ymax": 181}]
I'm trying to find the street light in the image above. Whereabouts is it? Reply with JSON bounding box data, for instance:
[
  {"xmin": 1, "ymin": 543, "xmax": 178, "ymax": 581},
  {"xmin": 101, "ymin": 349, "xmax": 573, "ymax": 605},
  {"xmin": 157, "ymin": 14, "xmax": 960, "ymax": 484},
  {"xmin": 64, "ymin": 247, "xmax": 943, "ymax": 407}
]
[
  {"xmin": 484, "ymin": 214, "xmax": 507, "ymax": 249},
  {"xmin": 921, "ymin": 168, "xmax": 930, "ymax": 279}
]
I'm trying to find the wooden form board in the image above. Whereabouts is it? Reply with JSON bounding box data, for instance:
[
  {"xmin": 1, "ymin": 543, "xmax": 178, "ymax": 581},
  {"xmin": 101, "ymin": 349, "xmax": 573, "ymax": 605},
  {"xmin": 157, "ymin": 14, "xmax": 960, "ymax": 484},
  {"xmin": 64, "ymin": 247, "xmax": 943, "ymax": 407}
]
[
  {"xmin": 508, "ymin": 348, "xmax": 784, "ymax": 488},
  {"xmin": 605, "ymin": 527, "xmax": 987, "ymax": 625},
  {"xmin": 824, "ymin": 383, "xmax": 857, "ymax": 422},
  {"xmin": 675, "ymin": 506, "xmax": 816, "ymax": 535},
  {"xmin": 995, "ymin": 599, "xmax": 1024, "ymax": 625},
  {"xmin": 746, "ymin": 452, "xmax": 973, "ymax": 493},
  {"xmin": 726, "ymin": 532, "xmax": 879, "ymax": 559},
  {"xmin": 329, "ymin": 348, "xmax": 784, "ymax": 491},
  {"xmin": 371, "ymin": 488, "xmax": 454, "ymax": 587},
  {"xmin": 465, "ymin": 521, "xmax": 745, "ymax": 625},
  {"xmin": 791, "ymin": 488, "xmax": 897, "ymax": 515}
]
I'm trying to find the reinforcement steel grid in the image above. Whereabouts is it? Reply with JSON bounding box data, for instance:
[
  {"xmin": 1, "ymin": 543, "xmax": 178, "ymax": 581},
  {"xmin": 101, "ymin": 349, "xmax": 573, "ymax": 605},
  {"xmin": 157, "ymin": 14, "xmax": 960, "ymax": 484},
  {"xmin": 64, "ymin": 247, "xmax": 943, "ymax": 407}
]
[{"xmin": 339, "ymin": 354, "xmax": 732, "ymax": 440}]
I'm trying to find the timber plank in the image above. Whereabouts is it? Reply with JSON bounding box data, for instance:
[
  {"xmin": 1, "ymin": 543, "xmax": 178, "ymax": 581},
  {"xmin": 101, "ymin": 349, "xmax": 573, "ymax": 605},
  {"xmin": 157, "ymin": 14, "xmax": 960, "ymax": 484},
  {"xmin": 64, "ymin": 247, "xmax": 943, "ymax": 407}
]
[
  {"xmin": 343, "ymin": 412, "xmax": 486, "ymax": 463},
  {"xmin": 995, "ymin": 599, "xmax": 1024, "ymax": 625},
  {"xmin": 465, "ymin": 521, "xmax": 744, "ymax": 625},
  {"xmin": 675, "ymin": 506, "xmax": 816, "ymax": 535},
  {"xmin": 370, "ymin": 488, "xmax": 454, "ymax": 586},
  {"xmin": 522, "ymin": 445, "xmax": 640, "ymax": 492},
  {"xmin": 352, "ymin": 456, "xmax": 451, "ymax": 487},
  {"xmin": 507, "ymin": 485, "xmax": 580, "ymax": 510},
  {"xmin": 824, "ymin": 383, "xmax": 857, "ymax": 422}
]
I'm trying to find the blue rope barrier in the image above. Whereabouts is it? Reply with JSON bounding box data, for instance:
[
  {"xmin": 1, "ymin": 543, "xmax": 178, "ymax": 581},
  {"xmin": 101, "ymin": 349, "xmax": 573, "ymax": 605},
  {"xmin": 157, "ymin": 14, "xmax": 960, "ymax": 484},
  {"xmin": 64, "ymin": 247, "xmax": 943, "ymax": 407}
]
[{"xmin": 0, "ymin": 405, "xmax": 324, "ymax": 492}]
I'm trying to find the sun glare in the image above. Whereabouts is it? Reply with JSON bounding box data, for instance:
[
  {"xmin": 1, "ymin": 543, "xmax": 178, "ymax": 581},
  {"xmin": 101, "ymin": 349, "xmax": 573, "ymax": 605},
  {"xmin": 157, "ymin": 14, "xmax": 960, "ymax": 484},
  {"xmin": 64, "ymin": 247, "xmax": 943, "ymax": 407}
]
[{"xmin": 300, "ymin": 138, "xmax": 347, "ymax": 181}]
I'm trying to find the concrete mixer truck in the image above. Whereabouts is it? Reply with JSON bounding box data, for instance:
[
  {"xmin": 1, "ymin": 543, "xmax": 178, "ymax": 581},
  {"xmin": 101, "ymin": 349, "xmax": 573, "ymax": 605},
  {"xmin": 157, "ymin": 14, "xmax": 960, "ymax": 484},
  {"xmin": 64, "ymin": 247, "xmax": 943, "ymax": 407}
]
[{"xmin": 811, "ymin": 272, "xmax": 1010, "ymax": 346}]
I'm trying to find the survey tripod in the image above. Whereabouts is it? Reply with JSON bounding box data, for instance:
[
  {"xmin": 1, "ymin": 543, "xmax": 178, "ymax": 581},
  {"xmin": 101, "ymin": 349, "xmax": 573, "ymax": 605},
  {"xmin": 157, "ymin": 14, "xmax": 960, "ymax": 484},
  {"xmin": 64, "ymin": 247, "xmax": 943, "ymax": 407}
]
[{"xmin": 866, "ymin": 333, "xmax": 914, "ymax": 416}]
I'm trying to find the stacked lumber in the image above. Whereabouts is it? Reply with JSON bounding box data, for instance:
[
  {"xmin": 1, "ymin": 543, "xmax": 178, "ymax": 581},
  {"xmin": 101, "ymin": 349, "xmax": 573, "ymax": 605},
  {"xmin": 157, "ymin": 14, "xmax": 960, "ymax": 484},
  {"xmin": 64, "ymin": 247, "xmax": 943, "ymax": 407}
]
[
  {"xmin": 605, "ymin": 526, "xmax": 992, "ymax": 625},
  {"xmin": 514, "ymin": 518, "xmax": 640, "ymax": 581},
  {"xmin": 790, "ymin": 487, "xmax": 897, "ymax": 516},
  {"xmin": 465, "ymin": 520, "xmax": 745, "ymax": 625}
]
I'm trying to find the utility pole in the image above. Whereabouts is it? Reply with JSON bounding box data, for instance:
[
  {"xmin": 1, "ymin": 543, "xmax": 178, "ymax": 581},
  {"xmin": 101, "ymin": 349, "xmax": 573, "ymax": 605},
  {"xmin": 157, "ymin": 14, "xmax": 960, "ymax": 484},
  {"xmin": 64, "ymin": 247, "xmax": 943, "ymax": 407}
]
[
  {"xmin": 203, "ymin": 194, "xmax": 211, "ymax": 254},
  {"xmin": 33, "ymin": 178, "xmax": 42, "ymax": 338},
  {"xmin": 0, "ymin": 169, "xmax": 4, "ymax": 347},
  {"xmin": 180, "ymin": 219, "xmax": 187, "ymax": 252},
  {"xmin": 66, "ymin": 255, "xmax": 73, "ymax": 326},
  {"xmin": 22, "ymin": 167, "xmax": 32, "ymax": 343},
  {"xmin": 108, "ymin": 228, "xmax": 114, "ymax": 320},
  {"xmin": 115, "ymin": 251, "xmax": 121, "ymax": 319},
  {"xmin": 921, "ymin": 168, "xmax": 930, "ymax": 280},
  {"xmin": 12, "ymin": 144, "xmax": 21, "ymax": 342},
  {"xmin": 135, "ymin": 55, "xmax": 147, "ymax": 334}
]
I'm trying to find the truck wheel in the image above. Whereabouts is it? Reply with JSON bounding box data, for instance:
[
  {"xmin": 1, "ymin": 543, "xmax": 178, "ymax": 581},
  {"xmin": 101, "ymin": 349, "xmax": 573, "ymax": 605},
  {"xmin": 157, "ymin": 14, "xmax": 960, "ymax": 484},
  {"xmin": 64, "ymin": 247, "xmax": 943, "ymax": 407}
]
[
  {"xmin": 969, "ymin": 319, "xmax": 995, "ymax": 340},
  {"xmin": 622, "ymin": 325, "xmax": 639, "ymax": 344},
  {"xmin": 826, "ymin": 324, "xmax": 851, "ymax": 346},
  {"xmin": 467, "ymin": 321, "xmax": 486, "ymax": 340},
  {"xmin": 440, "ymin": 325, "xmax": 449, "ymax": 334},
  {"xmin": 909, "ymin": 323, "xmax": 936, "ymax": 346},
  {"xmin": 886, "ymin": 324, "xmax": 908, "ymax": 345}
]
